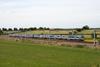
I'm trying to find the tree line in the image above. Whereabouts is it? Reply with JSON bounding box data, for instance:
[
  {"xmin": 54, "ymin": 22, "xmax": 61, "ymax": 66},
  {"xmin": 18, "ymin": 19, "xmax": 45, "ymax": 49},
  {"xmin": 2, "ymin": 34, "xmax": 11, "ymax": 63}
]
[
  {"xmin": 76, "ymin": 25, "xmax": 90, "ymax": 32},
  {"xmin": 0, "ymin": 27, "xmax": 50, "ymax": 35},
  {"xmin": 0, "ymin": 27, "xmax": 50, "ymax": 31},
  {"xmin": 0, "ymin": 25, "xmax": 90, "ymax": 35},
  {"xmin": 68, "ymin": 25, "xmax": 90, "ymax": 35},
  {"xmin": 0, "ymin": 25, "xmax": 90, "ymax": 32}
]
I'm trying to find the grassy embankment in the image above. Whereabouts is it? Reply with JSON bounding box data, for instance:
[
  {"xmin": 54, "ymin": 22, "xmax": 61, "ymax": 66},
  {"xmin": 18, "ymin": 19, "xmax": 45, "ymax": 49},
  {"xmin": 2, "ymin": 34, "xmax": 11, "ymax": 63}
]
[{"xmin": 0, "ymin": 39, "xmax": 100, "ymax": 67}]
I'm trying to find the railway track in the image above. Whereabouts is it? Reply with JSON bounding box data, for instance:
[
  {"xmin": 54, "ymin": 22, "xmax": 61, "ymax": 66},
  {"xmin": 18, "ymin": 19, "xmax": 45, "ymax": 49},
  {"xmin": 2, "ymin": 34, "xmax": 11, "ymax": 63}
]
[{"xmin": 5, "ymin": 34, "xmax": 100, "ymax": 47}]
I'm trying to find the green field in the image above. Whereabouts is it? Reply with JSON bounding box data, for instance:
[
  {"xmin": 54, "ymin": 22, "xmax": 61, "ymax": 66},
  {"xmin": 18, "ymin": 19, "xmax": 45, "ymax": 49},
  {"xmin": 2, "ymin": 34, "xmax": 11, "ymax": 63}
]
[
  {"xmin": 18, "ymin": 30, "xmax": 71, "ymax": 34},
  {"xmin": 0, "ymin": 40, "xmax": 100, "ymax": 67},
  {"xmin": 17, "ymin": 29, "xmax": 100, "ymax": 35}
]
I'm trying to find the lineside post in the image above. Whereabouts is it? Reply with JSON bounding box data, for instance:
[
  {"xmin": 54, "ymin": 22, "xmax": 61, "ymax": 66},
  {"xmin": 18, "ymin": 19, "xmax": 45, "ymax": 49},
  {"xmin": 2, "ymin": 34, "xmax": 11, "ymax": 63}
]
[{"xmin": 93, "ymin": 30, "xmax": 96, "ymax": 47}]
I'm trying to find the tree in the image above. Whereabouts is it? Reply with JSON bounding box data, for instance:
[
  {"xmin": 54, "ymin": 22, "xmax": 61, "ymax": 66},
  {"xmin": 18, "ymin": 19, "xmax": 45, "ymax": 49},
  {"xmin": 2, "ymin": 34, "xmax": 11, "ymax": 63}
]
[
  {"xmin": 33, "ymin": 27, "xmax": 37, "ymax": 30},
  {"xmin": 14, "ymin": 28, "xmax": 18, "ymax": 31},
  {"xmin": 43, "ymin": 27, "xmax": 50, "ymax": 30},
  {"xmin": 39, "ymin": 27, "xmax": 44, "ymax": 30},
  {"xmin": 8, "ymin": 28, "xmax": 13, "ymax": 31},
  {"xmin": 23, "ymin": 28, "xmax": 29, "ymax": 31},
  {"xmin": 19, "ymin": 28, "xmax": 24, "ymax": 31},
  {"xmin": 82, "ymin": 25, "xmax": 89, "ymax": 30},
  {"xmin": 46, "ymin": 28, "xmax": 50, "ymax": 30},
  {"xmin": 76, "ymin": 28, "xmax": 82, "ymax": 32},
  {"xmin": 2, "ymin": 28, "xmax": 7, "ymax": 31},
  {"xmin": 28, "ymin": 27, "xmax": 37, "ymax": 31}
]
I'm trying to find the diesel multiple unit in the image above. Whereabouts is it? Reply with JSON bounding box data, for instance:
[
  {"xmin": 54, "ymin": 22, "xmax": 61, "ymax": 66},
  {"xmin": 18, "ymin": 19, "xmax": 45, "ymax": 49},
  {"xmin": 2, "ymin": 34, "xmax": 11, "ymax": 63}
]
[{"xmin": 9, "ymin": 34, "xmax": 84, "ymax": 41}]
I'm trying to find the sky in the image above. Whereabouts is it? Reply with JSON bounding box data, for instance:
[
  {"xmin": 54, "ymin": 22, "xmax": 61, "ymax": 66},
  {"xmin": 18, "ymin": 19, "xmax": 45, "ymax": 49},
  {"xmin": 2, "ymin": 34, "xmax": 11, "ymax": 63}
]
[{"xmin": 0, "ymin": 0, "xmax": 100, "ymax": 28}]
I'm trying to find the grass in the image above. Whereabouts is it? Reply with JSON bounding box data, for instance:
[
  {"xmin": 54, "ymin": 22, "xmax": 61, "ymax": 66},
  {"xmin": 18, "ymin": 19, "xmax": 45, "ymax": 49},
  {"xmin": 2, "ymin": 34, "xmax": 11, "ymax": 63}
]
[
  {"xmin": 18, "ymin": 30, "xmax": 100, "ymax": 35},
  {"xmin": 0, "ymin": 40, "xmax": 100, "ymax": 67},
  {"xmin": 18, "ymin": 30, "xmax": 71, "ymax": 34}
]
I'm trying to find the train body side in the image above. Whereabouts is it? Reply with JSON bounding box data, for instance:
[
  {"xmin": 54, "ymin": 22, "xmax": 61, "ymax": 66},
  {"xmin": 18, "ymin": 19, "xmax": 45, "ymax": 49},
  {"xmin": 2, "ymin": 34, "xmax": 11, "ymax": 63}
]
[{"xmin": 9, "ymin": 34, "xmax": 84, "ymax": 41}]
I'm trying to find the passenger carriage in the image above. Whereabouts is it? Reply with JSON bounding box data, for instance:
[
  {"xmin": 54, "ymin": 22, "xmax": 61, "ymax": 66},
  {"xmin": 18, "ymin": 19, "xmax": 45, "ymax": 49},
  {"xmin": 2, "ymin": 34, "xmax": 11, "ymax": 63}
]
[{"xmin": 9, "ymin": 34, "xmax": 84, "ymax": 41}]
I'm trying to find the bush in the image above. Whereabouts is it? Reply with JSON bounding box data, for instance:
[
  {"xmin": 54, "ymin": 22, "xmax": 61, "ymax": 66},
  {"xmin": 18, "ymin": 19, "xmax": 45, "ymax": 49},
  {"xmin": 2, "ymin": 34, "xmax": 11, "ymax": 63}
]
[
  {"xmin": 66, "ymin": 45, "xmax": 72, "ymax": 47},
  {"xmin": 0, "ymin": 30, "xmax": 4, "ymax": 35},
  {"xmin": 76, "ymin": 28, "xmax": 82, "ymax": 32},
  {"xmin": 82, "ymin": 25, "xmax": 90, "ymax": 30},
  {"xmin": 61, "ymin": 44, "xmax": 72, "ymax": 47},
  {"xmin": 75, "ymin": 45, "xmax": 85, "ymax": 48}
]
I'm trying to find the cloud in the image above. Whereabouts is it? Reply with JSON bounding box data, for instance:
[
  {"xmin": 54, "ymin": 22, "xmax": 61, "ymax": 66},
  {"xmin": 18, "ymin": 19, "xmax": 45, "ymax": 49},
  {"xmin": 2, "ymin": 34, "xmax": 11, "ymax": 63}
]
[
  {"xmin": 0, "ymin": 0, "xmax": 100, "ymax": 28},
  {"xmin": 0, "ymin": 0, "xmax": 30, "ymax": 2},
  {"xmin": 0, "ymin": 0, "xmax": 32, "ymax": 23},
  {"xmin": 0, "ymin": 0, "xmax": 32, "ymax": 8}
]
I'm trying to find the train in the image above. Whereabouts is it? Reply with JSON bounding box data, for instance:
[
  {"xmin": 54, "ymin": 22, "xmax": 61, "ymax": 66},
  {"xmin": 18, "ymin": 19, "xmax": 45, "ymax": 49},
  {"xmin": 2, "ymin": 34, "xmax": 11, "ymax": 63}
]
[{"xmin": 9, "ymin": 34, "xmax": 84, "ymax": 41}]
